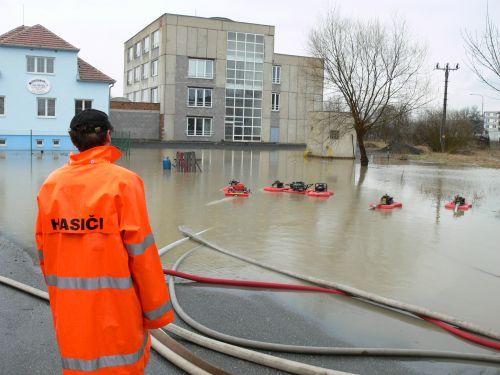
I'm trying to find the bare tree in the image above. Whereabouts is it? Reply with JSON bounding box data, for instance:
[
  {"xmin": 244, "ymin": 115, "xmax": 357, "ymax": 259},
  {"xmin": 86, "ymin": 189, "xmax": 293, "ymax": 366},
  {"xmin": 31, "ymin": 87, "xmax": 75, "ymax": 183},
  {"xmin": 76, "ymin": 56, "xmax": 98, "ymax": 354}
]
[
  {"xmin": 309, "ymin": 9, "xmax": 429, "ymax": 166},
  {"xmin": 463, "ymin": 5, "xmax": 500, "ymax": 93}
]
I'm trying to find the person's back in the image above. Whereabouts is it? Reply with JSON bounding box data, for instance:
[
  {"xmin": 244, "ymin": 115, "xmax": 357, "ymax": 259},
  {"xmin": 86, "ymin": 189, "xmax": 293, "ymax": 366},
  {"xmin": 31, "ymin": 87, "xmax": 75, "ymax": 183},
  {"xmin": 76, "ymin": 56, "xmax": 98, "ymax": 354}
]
[{"xmin": 36, "ymin": 109, "xmax": 174, "ymax": 374}]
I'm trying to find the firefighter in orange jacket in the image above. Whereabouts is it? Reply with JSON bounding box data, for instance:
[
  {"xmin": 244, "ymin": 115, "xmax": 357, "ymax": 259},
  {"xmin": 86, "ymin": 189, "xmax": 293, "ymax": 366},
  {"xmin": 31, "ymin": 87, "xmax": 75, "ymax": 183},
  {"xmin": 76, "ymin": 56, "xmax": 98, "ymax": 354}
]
[{"xmin": 36, "ymin": 109, "xmax": 174, "ymax": 374}]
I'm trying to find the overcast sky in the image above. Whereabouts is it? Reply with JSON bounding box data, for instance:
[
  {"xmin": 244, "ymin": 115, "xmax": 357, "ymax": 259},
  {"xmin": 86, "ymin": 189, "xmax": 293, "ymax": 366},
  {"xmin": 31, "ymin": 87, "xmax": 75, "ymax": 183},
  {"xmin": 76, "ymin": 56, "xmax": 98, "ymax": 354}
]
[{"xmin": 1, "ymin": 0, "xmax": 499, "ymax": 112}]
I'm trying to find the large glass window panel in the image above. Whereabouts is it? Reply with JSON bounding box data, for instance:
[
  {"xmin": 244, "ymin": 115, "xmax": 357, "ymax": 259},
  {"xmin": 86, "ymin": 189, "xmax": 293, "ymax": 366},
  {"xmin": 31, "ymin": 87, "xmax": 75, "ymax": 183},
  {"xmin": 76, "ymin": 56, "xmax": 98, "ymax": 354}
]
[
  {"xmin": 187, "ymin": 118, "xmax": 195, "ymax": 135},
  {"xmin": 196, "ymin": 118, "xmax": 203, "ymax": 135},
  {"xmin": 205, "ymin": 90, "xmax": 212, "ymax": 106},
  {"xmin": 46, "ymin": 58, "xmax": 54, "ymax": 73},
  {"xmin": 225, "ymin": 31, "xmax": 264, "ymax": 142},
  {"xmin": 188, "ymin": 88, "xmax": 196, "ymax": 106},
  {"xmin": 151, "ymin": 60, "xmax": 158, "ymax": 76},
  {"xmin": 272, "ymin": 65, "xmax": 281, "ymax": 84},
  {"xmin": 27, "ymin": 57, "xmax": 35, "ymax": 72},
  {"xmin": 152, "ymin": 30, "xmax": 160, "ymax": 48},
  {"xmin": 37, "ymin": 99, "xmax": 45, "ymax": 116},
  {"xmin": 36, "ymin": 57, "xmax": 45, "ymax": 73}
]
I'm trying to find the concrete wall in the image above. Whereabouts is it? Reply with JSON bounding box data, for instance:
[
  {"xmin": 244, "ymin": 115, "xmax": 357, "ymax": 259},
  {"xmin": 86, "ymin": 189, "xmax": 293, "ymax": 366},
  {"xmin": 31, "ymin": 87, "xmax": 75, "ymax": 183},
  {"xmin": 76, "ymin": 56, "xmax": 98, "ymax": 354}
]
[
  {"xmin": 109, "ymin": 101, "xmax": 160, "ymax": 140},
  {"xmin": 306, "ymin": 112, "xmax": 357, "ymax": 158},
  {"xmin": 273, "ymin": 54, "xmax": 323, "ymax": 144}
]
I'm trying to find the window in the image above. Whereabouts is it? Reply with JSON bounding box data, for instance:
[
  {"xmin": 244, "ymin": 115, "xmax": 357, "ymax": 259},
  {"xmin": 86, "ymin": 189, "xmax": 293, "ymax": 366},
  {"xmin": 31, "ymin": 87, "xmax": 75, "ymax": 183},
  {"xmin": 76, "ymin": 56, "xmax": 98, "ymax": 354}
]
[
  {"xmin": 272, "ymin": 65, "xmax": 281, "ymax": 84},
  {"xmin": 187, "ymin": 88, "xmax": 212, "ymax": 107},
  {"xmin": 37, "ymin": 98, "xmax": 55, "ymax": 117},
  {"xmin": 329, "ymin": 130, "xmax": 340, "ymax": 140},
  {"xmin": 188, "ymin": 59, "xmax": 214, "ymax": 79},
  {"xmin": 75, "ymin": 99, "xmax": 92, "ymax": 115},
  {"xmin": 27, "ymin": 56, "xmax": 54, "ymax": 74},
  {"xmin": 271, "ymin": 92, "xmax": 280, "ymax": 111},
  {"xmin": 135, "ymin": 42, "xmax": 141, "ymax": 58},
  {"xmin": 36, "ymin": 139, "xmax": 44, "ymax": 147},
  {"xmin": 152, "ymin": 30, "xmax": 160, "ymax": 49},
  {"xmin": 128, "ymin": 47, "xmax": 134, "ymax": 62},
  {"xmin": 52, "ymin": 139, "xmax": 61, "ymax": 147},
  {"xmin": 0, "ymin": 139, "xmax": 6, "ymax": 147},
  {"xmin": 187, "ymin": 117, "xmax": 213, "ymax": 136},
  {"xmin": 134, "ymin": 91, "xmax": 141, "ymax": 102},
  {"xmin": 134, "ymin": 66, "xmax": 141, "ymax": 82},
  {"xmin": 151, "ymin": 87, "xmax": 158, "ymax": 103},
  {"xmin": 142, "ymin": 89, "xmax": 149, "ymax": 102},
  {"xmin": 142, "ymin": 63, "xmax": 149, "ymax": 79},
  {"xmin": 151, "ymin": 59, "xmax": 158, "ymax": 76},
  {"xmin": 225, "ymin": 32, "xmax": 264, "ymax": 141},
  {"xmin": 127, "ymin": 93, "xmax": 134, "ymax": 101},
  {"xmin": 143, "ymin": 35, "xmax": 150, "ymax": 53},
  {"xmin": 0, "ymin": 96, "xmax": 4, "ymax": 115},
  {"xmin": 127, "ymin": 70, "xmax": 133, "ymax": 85}
]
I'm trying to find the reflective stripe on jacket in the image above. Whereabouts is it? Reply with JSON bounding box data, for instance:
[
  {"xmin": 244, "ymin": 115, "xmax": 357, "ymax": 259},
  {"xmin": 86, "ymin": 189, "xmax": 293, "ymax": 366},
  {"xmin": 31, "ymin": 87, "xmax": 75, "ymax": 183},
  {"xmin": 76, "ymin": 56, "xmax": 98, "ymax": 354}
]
[{"xmin": 36, "ymin": 145, "xmax": 174, "ymax": 374}]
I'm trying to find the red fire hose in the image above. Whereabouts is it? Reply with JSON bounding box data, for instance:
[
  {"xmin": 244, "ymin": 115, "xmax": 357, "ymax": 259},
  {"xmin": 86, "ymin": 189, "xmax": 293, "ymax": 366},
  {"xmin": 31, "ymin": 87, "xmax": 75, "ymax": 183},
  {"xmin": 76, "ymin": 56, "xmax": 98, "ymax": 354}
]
[{"xmin": 163, "ymin": 268, "xmax": 500, "ymax": 351}]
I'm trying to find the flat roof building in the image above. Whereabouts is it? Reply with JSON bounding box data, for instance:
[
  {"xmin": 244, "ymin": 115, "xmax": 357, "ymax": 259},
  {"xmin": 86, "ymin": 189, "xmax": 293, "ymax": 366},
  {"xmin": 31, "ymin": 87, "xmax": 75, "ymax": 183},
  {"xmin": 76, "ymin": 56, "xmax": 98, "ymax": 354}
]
[
  {"xmin": 123, "ymin": 14, "xmax": 325, "ymax": 144},
  {"xmin": 484, "ymin": 111, "xmax": 499, "ymax": 142}
]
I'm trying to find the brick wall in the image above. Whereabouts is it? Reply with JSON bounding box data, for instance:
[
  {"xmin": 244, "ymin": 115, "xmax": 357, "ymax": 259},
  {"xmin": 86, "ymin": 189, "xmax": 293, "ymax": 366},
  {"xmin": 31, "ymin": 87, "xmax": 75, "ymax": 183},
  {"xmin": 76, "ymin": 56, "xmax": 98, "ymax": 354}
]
[{"xmin": 110, "ymin": 101, "xmax": 160, "ymax": 111}]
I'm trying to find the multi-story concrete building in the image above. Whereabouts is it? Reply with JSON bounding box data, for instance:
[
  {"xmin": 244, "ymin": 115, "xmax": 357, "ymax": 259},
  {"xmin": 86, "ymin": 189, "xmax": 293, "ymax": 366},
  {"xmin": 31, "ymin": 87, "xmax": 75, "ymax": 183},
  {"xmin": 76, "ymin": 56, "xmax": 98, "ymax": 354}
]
[
  {"xmin": 484, "ymin": 111, "xmax": 499, "ymax": 142},
  {"xmin": 0, "ymin": 24, "xmax": 114, "ymax": 151},
  {"xmin": 123, "ymin": 14, "xmax": 325, "ymax": 144}
]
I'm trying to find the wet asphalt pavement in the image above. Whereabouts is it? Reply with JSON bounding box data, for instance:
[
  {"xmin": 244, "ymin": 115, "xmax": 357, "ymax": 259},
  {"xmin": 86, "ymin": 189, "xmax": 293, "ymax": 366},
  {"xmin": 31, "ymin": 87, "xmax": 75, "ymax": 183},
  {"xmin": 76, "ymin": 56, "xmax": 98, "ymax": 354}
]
[{"xmin": 1, "ymin": 235, "xmax": 500, "ymax": 375}]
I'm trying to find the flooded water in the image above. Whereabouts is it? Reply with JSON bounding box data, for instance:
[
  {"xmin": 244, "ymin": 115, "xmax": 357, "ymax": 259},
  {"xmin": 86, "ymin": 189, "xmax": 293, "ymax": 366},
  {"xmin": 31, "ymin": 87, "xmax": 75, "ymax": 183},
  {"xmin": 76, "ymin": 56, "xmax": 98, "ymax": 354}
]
[{"xmin": 1, "ymin": 147, "xmax": 499, "ymax": 355}]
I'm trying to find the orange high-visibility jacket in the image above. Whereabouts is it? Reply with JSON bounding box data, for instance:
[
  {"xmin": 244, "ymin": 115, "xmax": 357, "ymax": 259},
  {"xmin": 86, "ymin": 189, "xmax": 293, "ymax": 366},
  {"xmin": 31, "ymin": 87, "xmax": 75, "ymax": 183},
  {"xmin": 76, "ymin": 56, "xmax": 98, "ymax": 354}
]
[{"xmin": 36, "ymin": 145, "xmax": 174, "ymax": 374}]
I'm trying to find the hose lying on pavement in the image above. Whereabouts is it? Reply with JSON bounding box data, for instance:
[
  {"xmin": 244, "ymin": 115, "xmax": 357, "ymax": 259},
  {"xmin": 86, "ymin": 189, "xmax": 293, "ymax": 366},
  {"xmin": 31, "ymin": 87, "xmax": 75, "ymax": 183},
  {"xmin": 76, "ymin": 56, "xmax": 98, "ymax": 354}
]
[
  {"xmin": 163, "ymin": 324, "xmax": 350, "ymax": 375},
  {"xmin": 0, "ymin": 275, "xmax": 223, "ymax": 375},
  {"xmin": 165, "ymin": 247, "xmax": 500, "ymax": 364},
  {"xmin": 151, "ymin": 329, "xmax": 232, "ymax": 375},
  {"xmin": 163, "ymin": 268, "xmax": 500, "ymax": 351},
  {"xmin": 179, "ymin": 225, "xmax": 500, "ymax": 342},
  {"xmin": 0, "ymin": 274, "xmax": 349, "ymax": 375}
]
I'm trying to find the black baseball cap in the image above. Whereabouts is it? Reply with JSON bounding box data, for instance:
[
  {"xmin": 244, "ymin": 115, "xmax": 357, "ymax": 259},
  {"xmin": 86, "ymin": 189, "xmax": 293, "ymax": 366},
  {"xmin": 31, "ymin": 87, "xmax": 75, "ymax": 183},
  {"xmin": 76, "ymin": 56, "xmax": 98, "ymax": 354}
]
[{"xmin": 69, "ymin": 109, "xmax": 113, "ymax": 133}]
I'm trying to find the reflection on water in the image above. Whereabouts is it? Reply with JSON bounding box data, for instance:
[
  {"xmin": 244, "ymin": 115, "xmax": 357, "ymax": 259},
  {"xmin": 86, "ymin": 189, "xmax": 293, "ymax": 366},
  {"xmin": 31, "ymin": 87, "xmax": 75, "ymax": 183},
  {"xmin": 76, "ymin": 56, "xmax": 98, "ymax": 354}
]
[{"xmin": 1, "ymin": 148, "xmax": 500, "ymax": 345}]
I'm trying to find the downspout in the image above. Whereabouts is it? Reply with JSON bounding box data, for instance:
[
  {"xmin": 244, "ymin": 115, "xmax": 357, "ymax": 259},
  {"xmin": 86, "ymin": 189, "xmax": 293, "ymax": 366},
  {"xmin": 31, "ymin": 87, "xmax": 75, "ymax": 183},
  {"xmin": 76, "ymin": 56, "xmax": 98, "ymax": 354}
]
[{"xmin": 108, "ymin": 82, "xmax": 115, "ymax": 114}]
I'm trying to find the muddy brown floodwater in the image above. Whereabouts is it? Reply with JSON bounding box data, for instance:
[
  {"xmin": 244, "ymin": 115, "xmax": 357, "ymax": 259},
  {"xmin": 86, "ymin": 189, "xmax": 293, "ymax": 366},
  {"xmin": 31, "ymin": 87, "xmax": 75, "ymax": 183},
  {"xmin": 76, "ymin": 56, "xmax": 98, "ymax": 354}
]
[{"xmin": 1, "ymin": 147, "xmax": 499, "ymax": 359}]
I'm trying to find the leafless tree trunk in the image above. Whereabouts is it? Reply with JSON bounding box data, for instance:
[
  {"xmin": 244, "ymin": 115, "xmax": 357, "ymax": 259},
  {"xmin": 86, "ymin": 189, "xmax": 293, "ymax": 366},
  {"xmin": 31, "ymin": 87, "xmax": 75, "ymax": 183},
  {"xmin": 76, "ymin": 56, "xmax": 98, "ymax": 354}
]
[
  {"xmin": 308, "ymin": 9, "xmax": 429, "ymax": 166},
  {"xmin": 463, "ymin": 6, "xmax": 500, "ymax": 93}
]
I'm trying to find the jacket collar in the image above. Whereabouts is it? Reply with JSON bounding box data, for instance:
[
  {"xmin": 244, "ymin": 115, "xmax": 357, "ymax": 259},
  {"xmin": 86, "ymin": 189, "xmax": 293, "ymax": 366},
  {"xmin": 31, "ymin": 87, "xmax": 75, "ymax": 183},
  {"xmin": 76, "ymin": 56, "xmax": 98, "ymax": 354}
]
[{"xmin": 69, "ymin": 145, "xmax": 122, "ymax": 165}]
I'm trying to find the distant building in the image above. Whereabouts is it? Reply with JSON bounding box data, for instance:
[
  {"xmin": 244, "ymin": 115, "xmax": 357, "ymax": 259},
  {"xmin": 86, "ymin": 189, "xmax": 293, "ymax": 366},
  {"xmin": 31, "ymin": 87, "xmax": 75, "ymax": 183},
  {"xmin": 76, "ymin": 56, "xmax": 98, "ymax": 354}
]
[
  {"xmin": 484, "ymin": 111, "xmax": 499, "ymax": 142},
  {"xmin": 0, "ymin": 24, "xmax": 114, "ymax": 151},
  {"xmin": 123, "ymin": 14, "xmax": 325, "ymax": 143},
  {"xmin": 306, "ymin": 112, "xmax": 357, "ymax": 159}
]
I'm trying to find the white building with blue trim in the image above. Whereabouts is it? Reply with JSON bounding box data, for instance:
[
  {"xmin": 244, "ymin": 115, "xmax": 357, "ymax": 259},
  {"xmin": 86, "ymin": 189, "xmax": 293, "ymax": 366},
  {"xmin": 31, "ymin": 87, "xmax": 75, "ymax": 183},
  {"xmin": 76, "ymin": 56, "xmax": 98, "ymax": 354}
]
[{"xmin": 0, "ymin": 24, "xmax": 114, "ymax": 151}]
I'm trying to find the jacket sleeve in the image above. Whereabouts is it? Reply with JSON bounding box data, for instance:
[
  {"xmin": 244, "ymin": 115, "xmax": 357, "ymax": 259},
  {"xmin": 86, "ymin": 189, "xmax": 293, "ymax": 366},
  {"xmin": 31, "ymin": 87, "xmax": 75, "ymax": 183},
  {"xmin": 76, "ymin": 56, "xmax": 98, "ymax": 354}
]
[
  {"xmin": 35, "ymin": 198, "xmax": 45, "ymax": 276},
  {"xmin": 119, "ymin": 174, "xmax": 174, "ymax": 329}
]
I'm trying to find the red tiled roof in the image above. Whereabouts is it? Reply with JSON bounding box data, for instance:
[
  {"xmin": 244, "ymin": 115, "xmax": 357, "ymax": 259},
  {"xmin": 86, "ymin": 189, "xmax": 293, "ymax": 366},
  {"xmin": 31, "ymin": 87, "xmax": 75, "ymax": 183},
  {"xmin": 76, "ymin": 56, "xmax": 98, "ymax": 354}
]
[
  {"xmin": 78, "ymin": 58, "xmax": 115, "ymax": 83},
  {"xmin": 0, "ymin": 24, "xmax": 78, "ymax": 51}
]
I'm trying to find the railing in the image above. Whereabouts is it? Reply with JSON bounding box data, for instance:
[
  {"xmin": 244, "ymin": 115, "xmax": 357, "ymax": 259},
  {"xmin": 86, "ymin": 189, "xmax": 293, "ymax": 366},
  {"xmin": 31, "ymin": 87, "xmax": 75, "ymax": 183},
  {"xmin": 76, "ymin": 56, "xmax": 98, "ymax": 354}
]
[
  {"xmin": 185, "ymin": 130, "xmax": 214, "ymax": 137},
  {"xmin": 111, "ymin": 131, "xmax": 132, "ymax": 155}
]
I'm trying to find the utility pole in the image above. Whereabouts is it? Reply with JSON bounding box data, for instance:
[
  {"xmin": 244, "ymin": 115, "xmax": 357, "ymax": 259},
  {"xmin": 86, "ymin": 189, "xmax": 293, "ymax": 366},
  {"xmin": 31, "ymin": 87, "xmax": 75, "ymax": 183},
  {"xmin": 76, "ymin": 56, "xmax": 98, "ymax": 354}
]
[{"xmin": 435, "ymin": 63, "xmax": 459, "ymax": 152}]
